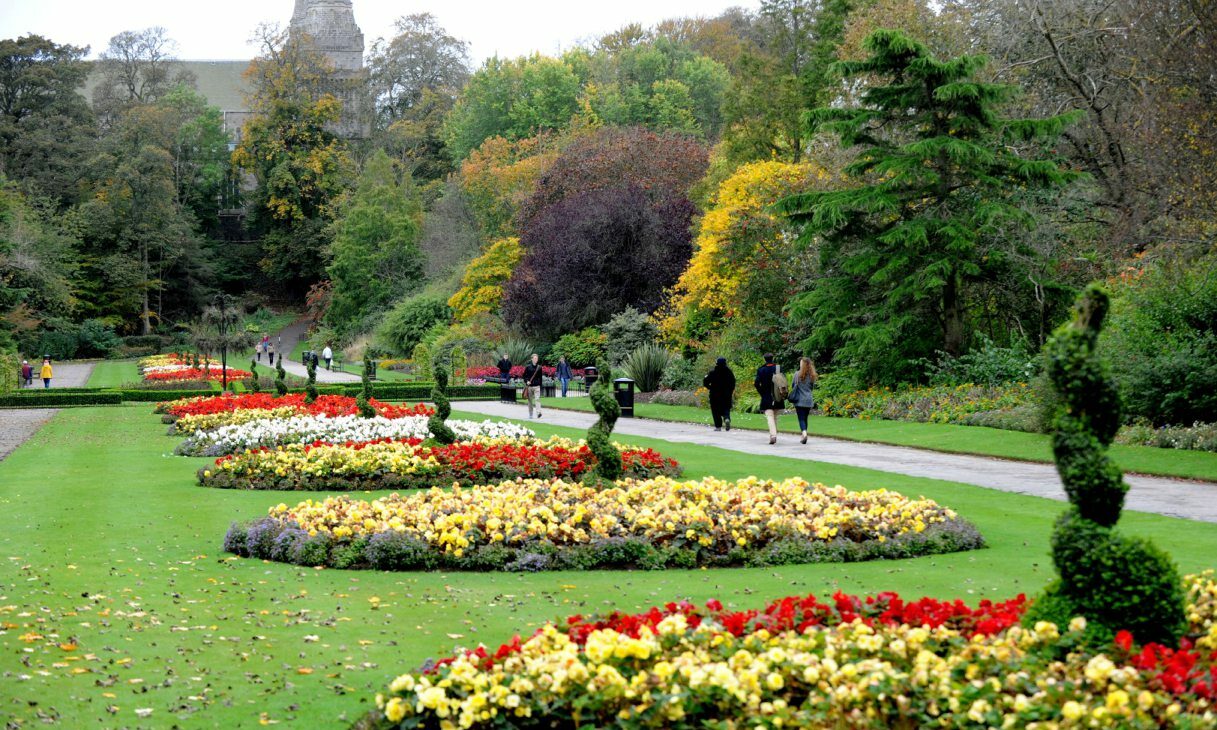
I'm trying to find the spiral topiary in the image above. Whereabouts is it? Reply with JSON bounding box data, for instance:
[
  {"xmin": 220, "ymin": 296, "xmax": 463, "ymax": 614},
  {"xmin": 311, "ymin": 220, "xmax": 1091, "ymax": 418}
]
[
  {"xmin": 428, "ymin": 356, "xmax": 456, "ymax": 445},
  {"xmin": 585, "ymin": 360, "xmax": 623, "ymax": 485},
  {"xmin": 249, "ymin": 358, "xmax": 260, "ymax": 392},
  {"xmin": 274, "ymin": 353, "xmax": 288, "ymax": 396},
  {"xmin": 356, "ymin": 355, "xmax": 375, "ymax": 418},
  {"xmin": 1026, "ymin": 284, "xmax": 1185, "ymax": 646},
  {"xmin": 304, "ymin": 357, "xmax": 318, "ymax": 404}
]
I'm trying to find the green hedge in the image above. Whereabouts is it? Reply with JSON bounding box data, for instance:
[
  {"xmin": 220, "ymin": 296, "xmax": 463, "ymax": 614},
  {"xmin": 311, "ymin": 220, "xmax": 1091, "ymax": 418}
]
[
  {"xmin": 0, "ymin": 391, "xmax": 124, "ymax": 407},
  {"xmin": 117, "ymin": 389, "xmax": 216, "ymax": 402}
]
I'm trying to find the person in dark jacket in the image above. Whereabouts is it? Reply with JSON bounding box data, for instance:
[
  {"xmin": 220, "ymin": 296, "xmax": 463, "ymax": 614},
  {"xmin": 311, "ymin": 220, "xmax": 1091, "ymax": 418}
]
[
  {"xmin": 789, "ymin": 357, "xmax": 818, "ymax": 444},
  {"xmin": 754, "ymin": 353, "xmax": 780, "ymax": 444},
  {"xmin": 555, "ymin": 356, "xmax": 574, "ymax": 397},
  {"xmin": 522, "ymin": 354, "xmax": 544, "ymax": 418},
  {"xmin": 20, "ymin": 360, "xmax": 33, "ymax": 387},
  {"xmin": 703, "ymin": 358, "xmax": 736, "ymax": 431},
  {"xmin": 497, "ymin": 354, "xmax": 512, "ymax": 384}
]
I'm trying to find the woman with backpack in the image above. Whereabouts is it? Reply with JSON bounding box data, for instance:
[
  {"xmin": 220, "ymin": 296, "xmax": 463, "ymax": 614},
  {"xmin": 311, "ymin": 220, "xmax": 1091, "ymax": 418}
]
[
  {"xmin": 789, "ymin": 357, "xmax": 818, "ymax": 444},
  {"xmin": 754, "ymin": 353, "xmax": 784, "ymax": 445}
]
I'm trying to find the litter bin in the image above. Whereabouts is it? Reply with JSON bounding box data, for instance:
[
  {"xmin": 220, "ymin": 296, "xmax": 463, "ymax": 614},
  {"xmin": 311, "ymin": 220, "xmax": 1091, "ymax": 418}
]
[
  {"xmin": 584, "ymin": 366, "xmax": 599, "ymax": 391},
  {"xmin": 302, "ymin": 350, "xmax": 316, "ymax": 367},
  {"xmin": 369, "ymin": 359, "xmax": 378, "ymax": 381},
  {"xmin": 500, "ymin": 381, "xmax": 517, "ymax": 403},
  {"xmin": 614, "ymin": 378, "xmax": 635, "ymax": 418}
]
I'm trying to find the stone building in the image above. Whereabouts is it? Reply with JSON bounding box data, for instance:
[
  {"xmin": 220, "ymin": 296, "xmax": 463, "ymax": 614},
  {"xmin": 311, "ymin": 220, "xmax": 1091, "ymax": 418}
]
[{"xmin": 82, "ymin": 0, "xmax": 368, "ymax": 140}]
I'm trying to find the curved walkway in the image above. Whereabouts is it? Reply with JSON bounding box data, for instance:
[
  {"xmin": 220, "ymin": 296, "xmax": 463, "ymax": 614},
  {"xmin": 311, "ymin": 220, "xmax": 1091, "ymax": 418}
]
[
  {"xmin": 270, "ymin": 320, "xmax": 359, "ymax": 383},
  {"xmin": 453, "ymin": 400, "xmax": 1217, "ymax": 524},
  {"xmin": 1, "ymin": 362, "xmax": 96, "ymax": 461}
]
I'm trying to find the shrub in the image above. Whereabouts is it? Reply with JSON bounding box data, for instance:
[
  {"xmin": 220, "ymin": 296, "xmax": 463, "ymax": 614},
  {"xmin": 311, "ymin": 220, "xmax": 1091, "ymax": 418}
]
[
  {"xmin": 447, "ymin": 237, "xmax": 522, "ymax": 322},
  {"xmin": 76, "ymin": 319, "xmax": 123, "ymax": 358},
  {"xmin": 622, "ymin": 344, "xmax": 673, "ymax": 392},
  {"xmin": 659, "ymin": 356, "xmax": 699, "ymax": 391},
  {"xmin": 1116, "ymin": 421, "xmax": 1217, "ymax": 453},
  {"xmin": 1036, "ymin": 284, "xmax": 1185, "ymax": 646},
  {"xmin": 927, "ymin": 335, "xmax": 1038, "ymax": 386},
  {"xmin": 365, "ymin": 532, "xmax": 436, "ymax": 571},
  {"xmin": 603, "ymin": 307, "xmax": 658, "ymax": 365},
  {"xmin": 649, "ymin": 389, "xmax": 701, "ymax": 407},
  {"xmin": 550, "ymin": 327, "xmax": 606, "ymax": 368},
  {"xmin": 502, "ymin": 338, "xmax": 535, "ymax": 366},
  {"xmin": 375, "ymin": 294, "xmax": 451, "ymax": 356}
]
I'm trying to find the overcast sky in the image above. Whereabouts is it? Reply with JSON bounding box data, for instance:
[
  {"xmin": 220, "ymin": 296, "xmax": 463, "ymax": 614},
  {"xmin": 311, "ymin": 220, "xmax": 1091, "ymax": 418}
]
[{"xmin": 1, "ymin": 0, "xmax": 759, "ymax": 63}]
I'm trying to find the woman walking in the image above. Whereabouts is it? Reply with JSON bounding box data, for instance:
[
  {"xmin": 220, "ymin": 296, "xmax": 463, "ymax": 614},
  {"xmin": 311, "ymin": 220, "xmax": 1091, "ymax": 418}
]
[
  {"xmin": 754, "ymin": 353, "xmax": 782, "ymax": 444},
  {"xmin": 703, "ymin": 357, "xmax": 736, "ymax": 431},
  {"xmin": 40, "ymin": 357, "xmax": 53, "ymax": 389},
  {"xmin": 555, "ymin": 356, "xmax": 573, "ymax": 397},
  {"xmin": 789, "ymin": 357, "xmax": 818, "ymax": 444}
]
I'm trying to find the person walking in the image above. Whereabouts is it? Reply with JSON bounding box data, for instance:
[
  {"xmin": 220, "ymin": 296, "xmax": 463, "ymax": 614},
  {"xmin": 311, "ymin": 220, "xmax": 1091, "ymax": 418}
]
[
  {"xmin": 258, "ymin": 335, "xmax": 268, "ymax": 362},
  {"xmin": 703, "ymin": 357, "xmax": 737, "ymax": 431},
  {"xmin": 754, "ymin": 353, "xmax": 783, "ymax": 445},
  {"xmin": 322, "ymin": 344, "xmax": 333, "ymax": 371},
  {"xmin": 267, "ymin": 341, "xmax": 275, "ymax": 364},
  {"xmin": 522, "ymin": 354, "xmax": 544, "ymax": 419},
  {"xmin": 20, "ymin": 360, "xmax": 33, "ymax": 387},
  {"xmin": 497, "ymin": 353, "xmax": 512, "ymax": 384},
  {"xmin": 789, "ymin": 357, "xmax": 818, "ymax": 444},
  {"xmin": 40, "ymin": 357, "xmax": 53, "ymax": 389},
  {"xmin": 555, "ymin": 356, "xmax": 573, "ymax": 397}
]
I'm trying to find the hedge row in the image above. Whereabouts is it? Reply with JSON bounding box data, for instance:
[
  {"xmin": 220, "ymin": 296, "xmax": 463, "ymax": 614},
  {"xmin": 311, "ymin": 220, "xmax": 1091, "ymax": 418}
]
[
  {"xmin": 0, "ymin": 392, "xmax": 124, "ymax": 407},
  {"xmin": 0, "ymin": 384, "xmax": 499, "ymax": 409}
]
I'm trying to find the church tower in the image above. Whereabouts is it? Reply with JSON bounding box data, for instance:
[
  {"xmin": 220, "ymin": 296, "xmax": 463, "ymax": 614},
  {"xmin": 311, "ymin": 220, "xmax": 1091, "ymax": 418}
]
[{"xmin": 288, "ymin": 0, "xmax": 368, "ymax": 137}]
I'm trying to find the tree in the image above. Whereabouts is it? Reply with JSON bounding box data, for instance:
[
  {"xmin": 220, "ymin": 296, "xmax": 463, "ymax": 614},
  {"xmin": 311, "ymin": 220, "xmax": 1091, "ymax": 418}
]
[
  {"xmin": 325, "ymin": 150, "xmax": 424, "ymax": 336},
  {"xmin": 502, "ymin": 185, "xmax": 695, "ymax": 341},
  {"xmin": 0, "ymin": 180, "xmax": 77, "ymax": 350},
  {"xmin": 92, "ymin": 27, "xmax": 195, "ymax": 125},
  {"xmin": 516, "ymin": 126, "xmax": 708, "ymax": 230},
  {"xmin": 447, "ymin": 237, "xmax": 522, "ymax": 323},
  {"xmin": 779, "ymin": 30, "xmax": 1079, "ymax": 383},
  {"xmin": 0, "ymin": 35, "xmax": 95, "ymax": 206},
  {"xmin": 368, "ymin": 13, "xmax": 470, "ymax": 181},
  {"xmin": 232, "ymin": 25, "xmax": 354, "ymax": 295}
]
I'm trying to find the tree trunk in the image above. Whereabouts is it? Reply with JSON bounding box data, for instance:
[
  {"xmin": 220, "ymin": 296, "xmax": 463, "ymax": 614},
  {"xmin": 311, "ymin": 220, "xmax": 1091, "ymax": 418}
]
[
  {"xmin": 942, "ymin": 269, "xmax": 964, "ymax": 356},
  {"xmin": 141, "ymin": 243, "xmax": 152, "ymax": 336}
]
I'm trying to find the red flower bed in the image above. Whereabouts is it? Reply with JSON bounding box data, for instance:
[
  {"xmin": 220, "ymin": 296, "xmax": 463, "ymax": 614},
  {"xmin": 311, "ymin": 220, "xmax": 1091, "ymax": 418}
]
[
  {"xmin": 467, "ymin": 365, "xmax": 587, "ymax": 380},
  {"xmin": 1120, "ymin": 630, "xmax": 1217, "ymax": 700},
  {"xmin": 145, "ymin": 366, "xmax": 253, "ymax": 382},
  {"xmin": 164, "ymin": 393, "xmax": 433, "ymax": 419},
  {"xmin": 433, "ymin": 591, "xmax": 1029, "ymax": 674}
]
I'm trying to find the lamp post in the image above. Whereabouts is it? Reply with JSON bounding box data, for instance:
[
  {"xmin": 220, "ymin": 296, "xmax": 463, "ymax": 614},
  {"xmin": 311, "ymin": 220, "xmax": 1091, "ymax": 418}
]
[{"xmin": 214, "ymin": 294, "xmax": 229, "ymax": 392}]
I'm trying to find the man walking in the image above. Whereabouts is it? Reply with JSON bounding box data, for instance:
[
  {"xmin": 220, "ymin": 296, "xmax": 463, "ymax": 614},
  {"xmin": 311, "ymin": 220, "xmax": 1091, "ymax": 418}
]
[
  {"xmin": 556, "ymin": 356, "xmax": 573, "ymax": 397},
  {"xmin": 523, "ymin": 354, "xmax": 544, "ymax": 419},
  {"xmin": 20, "ymin": 360, "xmax": 33, "ymax": 387}
]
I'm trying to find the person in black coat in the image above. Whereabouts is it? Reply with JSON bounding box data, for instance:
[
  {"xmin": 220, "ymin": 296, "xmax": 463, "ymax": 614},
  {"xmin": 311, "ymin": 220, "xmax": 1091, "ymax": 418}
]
[
  {"xmin": 754, "ymin": 353, "xmax": 780, "ymax": 445},
  {"xmin": 496, "ymin": 353, "xmax": 512, "ymax": 384},
  {"xmin": 703, "ymin": 357, "xmax": 736, "ymax": 431}
]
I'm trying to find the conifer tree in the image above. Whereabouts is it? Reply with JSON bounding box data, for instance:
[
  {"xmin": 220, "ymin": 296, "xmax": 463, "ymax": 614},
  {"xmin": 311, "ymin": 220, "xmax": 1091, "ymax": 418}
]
[
  {"xmin": 780, "ymin": 29, "xmax": 1080, "ymax": 381},
  {"xmin": 274, "ymin": 353, "xmax": 288, "ymax": 396}
]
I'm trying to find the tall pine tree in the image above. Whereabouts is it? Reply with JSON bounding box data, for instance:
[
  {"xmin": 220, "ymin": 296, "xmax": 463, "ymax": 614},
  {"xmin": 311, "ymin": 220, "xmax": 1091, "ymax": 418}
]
[{"xmin": 779, "ymin": 29, "xmax": 1079, "ymax": 383}]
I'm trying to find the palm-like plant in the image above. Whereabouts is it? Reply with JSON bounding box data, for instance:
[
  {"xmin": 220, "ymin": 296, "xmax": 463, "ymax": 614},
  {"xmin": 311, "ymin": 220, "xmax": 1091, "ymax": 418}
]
[{"xmin": 623, "ymin": 344, "xmax": 673, "ymax": 393}]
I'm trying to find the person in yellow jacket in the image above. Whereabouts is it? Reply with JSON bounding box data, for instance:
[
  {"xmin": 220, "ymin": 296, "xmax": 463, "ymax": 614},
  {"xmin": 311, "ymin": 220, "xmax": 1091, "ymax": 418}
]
[{"xmin": 40, "ymin": 357, "xmax": 53, "ymax": 389}]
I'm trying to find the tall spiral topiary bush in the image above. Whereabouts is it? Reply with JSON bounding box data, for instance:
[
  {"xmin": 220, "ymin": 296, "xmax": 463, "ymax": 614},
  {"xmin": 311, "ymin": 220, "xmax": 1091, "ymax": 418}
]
[
  {"xmin": 1027, "ymin": 285, "xmax": 1184, "ymax": 646},
  {"xmin": 304, "ymin": 357, "xmax": 318, "ymax": 403},
  {"xmin": 356, "ymin": 355, "xmax": 375, "ymax": 418},
  {"xmin": 249, "ymin": 358, "xmax": 260, "ymax": 392},
  {"xmin": 428, "ymin": 356, "xmax": 456, "ymax": 445},
  {"xmin": 274, "ymin": 353, "xmax": 288, "ymax": 396},
  {"xmin": 585, "ymin": 360, "xmax": 623, "ymax": 484}
]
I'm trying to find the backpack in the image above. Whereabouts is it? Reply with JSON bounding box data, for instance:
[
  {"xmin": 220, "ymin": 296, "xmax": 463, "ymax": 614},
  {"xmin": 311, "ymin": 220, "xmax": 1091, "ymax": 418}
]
[{"xmin": 771, "ymin": 365, "xmax": 789, "ymax": 403}]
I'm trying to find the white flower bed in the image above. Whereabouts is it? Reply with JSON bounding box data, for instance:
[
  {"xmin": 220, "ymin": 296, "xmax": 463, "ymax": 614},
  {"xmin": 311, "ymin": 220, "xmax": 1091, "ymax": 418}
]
[{"xmin": 175, "ymin": 415, "xmax": 534, "ymax": 457}]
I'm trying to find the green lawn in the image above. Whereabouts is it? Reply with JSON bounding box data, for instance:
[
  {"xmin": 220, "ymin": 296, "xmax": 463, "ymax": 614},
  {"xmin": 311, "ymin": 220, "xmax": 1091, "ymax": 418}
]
[
  {"xmin": 538, "ymin": 397, "xmax": 1217, "ymax": 482},
  {"xmin": 86, "ymin": 359, "xmax": 142, "ymax": 387},
  {"xmin": 1, "ymin": 405, "xmax": 1215, "ymax": 728}
]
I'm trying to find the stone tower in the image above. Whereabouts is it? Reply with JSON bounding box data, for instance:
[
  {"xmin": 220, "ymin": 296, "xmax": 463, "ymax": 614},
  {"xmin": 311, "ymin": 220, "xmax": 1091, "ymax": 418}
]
[{"xmin": 288, "ymin": 0, "xmax": 368, "ymax": 137}]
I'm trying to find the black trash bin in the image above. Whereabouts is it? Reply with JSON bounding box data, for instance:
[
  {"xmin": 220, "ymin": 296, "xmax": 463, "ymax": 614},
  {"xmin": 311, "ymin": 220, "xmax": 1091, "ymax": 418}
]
[
  {"xmin": 369, "ymin": 359, "xmax": 379, "ymax": 381},
  {"xmin": 613, "ymin": 378, "xmax": 635, "ymax": 418},
  {"xmin": 499, "ymin": 380, "xmax": 517, "ymax": 403},
  {"xmin": 302, "ymin": 350, "xmax": 315, "ymax": 367},
  {"xmin": 584, "ymin": 366, "xmax": 599, "ymax": 391}
]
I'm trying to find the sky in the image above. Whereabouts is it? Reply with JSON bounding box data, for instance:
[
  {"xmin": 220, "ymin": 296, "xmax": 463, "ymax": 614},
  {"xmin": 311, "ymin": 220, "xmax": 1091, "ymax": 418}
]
[{"xmin": 1, "ymin": 0, "xmax": 760, "ymax": 63}]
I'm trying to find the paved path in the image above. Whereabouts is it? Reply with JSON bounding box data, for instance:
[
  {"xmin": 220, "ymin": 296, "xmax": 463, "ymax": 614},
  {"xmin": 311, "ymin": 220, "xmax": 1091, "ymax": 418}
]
[
  {"xmin": 454, "ymin": 400, "xmax": 1217, "ymax": 524},
  {"xmin": 270, "ymin": 320, "xmax": 359, "ymax": 384},
  {"xmin": 2, "ymin": 362, "xmax": 96, "ymax": 461}
]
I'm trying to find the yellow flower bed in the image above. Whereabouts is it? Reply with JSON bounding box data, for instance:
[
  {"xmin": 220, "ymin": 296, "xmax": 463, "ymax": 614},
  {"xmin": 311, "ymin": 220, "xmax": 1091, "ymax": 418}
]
[
  {"xmin": 228, "ymin": 476, "xmax": 983, "ymax": 571},
  {"xmin": 174, "ymin": 407, "xmax": 301, "ymax": 433},
  {"xmin": 1187, "ymin": 570, "xmax": 1217, "ymax": 651}
]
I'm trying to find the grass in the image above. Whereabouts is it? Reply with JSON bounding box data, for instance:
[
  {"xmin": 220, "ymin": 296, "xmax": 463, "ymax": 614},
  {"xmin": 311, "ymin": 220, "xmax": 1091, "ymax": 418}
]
[
  {"xmin": 538, "ymin": 397, "xmax": 1217, "ymax": 482},
  {"xmin": 1, "ymin": 406, "xmax": 1215, "ymax": 728},
  {"xmin": 86, "ymin": 359, "xmax": 142, "ymax": 388}
]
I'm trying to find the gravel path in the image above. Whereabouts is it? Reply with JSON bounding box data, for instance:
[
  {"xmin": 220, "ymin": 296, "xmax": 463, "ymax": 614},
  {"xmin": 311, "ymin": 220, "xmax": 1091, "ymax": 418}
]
[
  {"xmin": 454, "ymin": 400, "xmax": 1217, "ymax": 524},
  {"xmin": 2, "ymin": 361, "xmax": 96, "ymax": 461},
  {"xmin": 272, "ymin": 320, "xmax": 360, "ymax": 383}
]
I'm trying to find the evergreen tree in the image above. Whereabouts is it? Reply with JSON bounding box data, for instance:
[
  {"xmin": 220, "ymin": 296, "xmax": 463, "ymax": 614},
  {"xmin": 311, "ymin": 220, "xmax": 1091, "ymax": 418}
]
[
  {"xmin": 356, "ymin": 355, "xmax": 376, "ymax": 418},
  {"xmin": 325, "ymin": 150, "xmax": 425, "ymax": 336},
  {"xmin": 249, "ymin": 359, "xmax": 260, "ymax": 392},
  {"xmin": 779, "ymin": 29, "xmax": 1079, "ymax": 383},
  {"xmin": 274, "ymin": 353, "xmax": 288, "ymax": 396},
  {"xmin": 304, "ymin": 356, "xmax": 318, "ymax": 403}
]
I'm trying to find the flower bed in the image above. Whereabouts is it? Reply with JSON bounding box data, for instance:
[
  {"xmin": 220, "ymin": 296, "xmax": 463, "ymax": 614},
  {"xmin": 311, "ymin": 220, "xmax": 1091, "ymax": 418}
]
[
  {"xmin": 819, "ymin": 382, "xmax": 1033, "ymax": 424},
  {"xmin": 199, "ymin": 437, "xmax": 681, "ymax": 490},
  {"xmin": 355, "ymin": 583, "xmax": 1217, "ymax": 729},
  {"xmin": 139, "ymin": 353, "xmax": 251, "ymax": 382},
  {"xmin": 165, "ymin": 394, "xmax": 432, "ymax": 432},
  {"xmin": 223, "ymin": 476, "xmax": 983, "ymax": 571},
  {"xmin": 175, "ymin": 414, "xmax": 533, "ymax": 457},
  {"xmin": 467, "ymin": 365, "xmax": 586, "ymax": 381}
]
